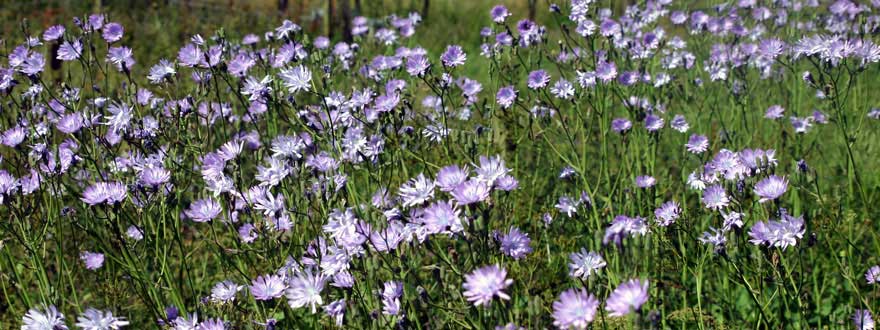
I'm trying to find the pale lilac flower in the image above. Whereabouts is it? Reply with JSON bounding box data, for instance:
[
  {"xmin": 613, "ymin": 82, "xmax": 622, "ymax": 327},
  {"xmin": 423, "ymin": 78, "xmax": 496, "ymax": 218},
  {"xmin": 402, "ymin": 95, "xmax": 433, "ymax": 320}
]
[
  {"xmin": 440, "ymin": 45, "xmax": 466, "ymax": 67},
  {"xmin": 286, "ymin": 269, "xmax": 327, "ymax": 313},
  {"xmin": 102, "ymin": 22, "xmax": 124, "ymax": 43},
  {"xmin": 462, "ymin": 265, "xmax": 512, "ymax": 306},
  {"xmin": 853, "ymin": 309, "xmax": 875, "ymax": 330},
  {"xmin": 43, "ymin": 25, "xmax": 65, "ymax": 41},
  {"xmin": 398, "ymin": 173, "xmax": 435, "ymax": 207},
  {"xmin": 635, "ymin": 175, "xmax": 656, "ymax": 188},
  {"xmin": 498, "ymin": 227, "xmax": 532, "ymax": 260},
  {"xmin": 702, "ymin": 185, "xmax": 729, "ymax": 210},
  {"xmin": 250, "ymin": 274, "xmax": 286, "ymax": 301},
  {"xmin": 474, "ymin": 155, "xmax": 510, "ymax": 185},
  {"xmin": 422, "ymin": 200, "xmax": 463, "ymax": 234},
  {"xmin": 147, "ymin": 59, "xmax": 176, "ymax": 84},
  {"xmin": 178, "ymin": 43, "xmax": 203, "ymax": 67},
  {"xmin": 611, "ymin": 118, "xmax": 632, "ymax": 133},
  {"xmin": 671, "ymin": 114, "xmax": 690, "ymax": 132},
  {"xmin": 22, "ymin": 305, "xmax": 68, "ymax": 330},
  {"xmin": 126, "ymin": 226, "xmax": 144, "ymax": 241},
  {"xmin": 436, "ymin": 165, "xmax": 468, "ymax": 192},
  {"xmin": 80, "ymin": 251, "xmax": 104, "ymax": 270},
  {"xmin": 210, "ymin": 280, "xmax": 244, "ymax": 303},
  {"xmin": 106, "ymin": 46, "xmax": 135, "ymax": 71},
  {"xmin": 324, "ymin": 299, "xmax": 346, "ymax": 326},
  {"xmin": 496, "ymin": 86, "xmax": 517, "ymax": 109},
  {"xmin": 765, "ymin": 105, "xmax": 784, "ymax": 119},
  {"xmin": 568, "ymin": 249, "xmax": 606, "ymax": 279},
  {"xmin": 551, "ymin": 79, "xmax": 575, "ymax": 99},
  {"xmin": 654, "ymin": 201, "xmax": 681, "ymax": 226},
  {"xmin": 556, "ymin": 196, "xmax": 578, "ymax": 217},
  {"xmin": 686, "ymin": 134, "xmax": 709, "ymax": 154},
  {"xmin": 57, "ymin": 40, "xmax": 83, "ymax": 61},
  {"xmin": 866, "ymin": 265, "xmax": 880, "ymax": 284},
  {"xmin": 490, "ymin": 5, "xmax": 511, "ymax": 23},
  {"xmin": 75, "ymin": 308, "xmax": 129, "ymax": 330},
  {"xmin": 451, "ymin": 179, "xmax": 491, "ymax": 205},
  {"xmin": 605, "ymin": 279, "xmax": 650, "ymax": 317},
  {"xmin": 197, "ymin": 318, "xmax": 226, "ymax": 330},
  {"xmin": 279, "ymin": 65, "xmax": 312, "ymax": 93},
  {"xmin": 527, "ymin": 70, "xmax": 550, "ymax": 89},
  {"xmin": 185, "ymin": 198, "xmax": 222, "ymax": 222},
  {"xmin": 551, "ymin": 288, "xmax": 598, "ymax": 329},
  {"xmin": 754, "ymin": 175, "xmax": 788, "ymax": 203},
  {"xmin": 748, "ymin": 211, "xmax": 805, "ymax": 250}
]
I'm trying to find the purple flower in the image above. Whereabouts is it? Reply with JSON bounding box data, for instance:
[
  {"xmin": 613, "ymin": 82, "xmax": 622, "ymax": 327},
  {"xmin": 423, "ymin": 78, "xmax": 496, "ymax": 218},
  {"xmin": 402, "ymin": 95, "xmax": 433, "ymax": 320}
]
[
  {"xmin": 748, "ymin": 211, "xmax": 805, "ymax": 250},
  {"xmin": 462, "ymin": 265, "xmax": 512, "ymax": 306},
  {"xmin": 754, "ymin": 175, "xmax": 788, "ymax": 203},
  {"xmin": 210, "ymin": 280, "xmax": 244, "ymax": 303},
  {"xmin": 139, "ymin": 167, "xmax": 171, "ymax": 187},
  {"xmin": 88, "ymin": 14, "xmax": 105, "ymax": 31},
  {"xmin": 198, "ymin": 318, "xmax": 226, "ymax": 330},
  {"xmin": 551, "ymin": 288, "xmax": 598, "ymax": 329},
  {"xmin": 635, "ymin": 175, "xmax": 656, "ymax": 188},
  {"xmin": 790, "ymin": 116, "xmax": 813, "ymax": 133},
  {"xmin": 57, "ymin": 40, "xmax": 83, "ymax": 61},
  {"xmin": 644, "ymin": 114, "xmax": 665, "ymax": 132},
  {"xmin": 405, "ymin": 54, "xmax": 430, "ymax": 76},
  {"xmin": 106, "ymin": 46, "xmax": 135, "ymax": 72},
  {"xmin": 440, "ymin": 45, "xmax": 466, "ymax": 67},
  {"xmin": 654, "ymin": 201, "xmax": 681, "ymax": 226},
  {"xmin": 866, "ymin": 265, "xmax": 880, "ymax": 284},
  {"xmin": 671, "ymin": 114, "xmax": 690, "ymax": 132},
  {"xmin": 80, "ymin": 251, "xmax": 104, "ymax": 270},
  {"xmin": 22, "ymin": 305, "xmax": 67, "ymax": 330},
  {"xmin": 686, "ymin": 134, "xmax": 709, "ymax": 154},
  {"xmin": 555, "ymin": 196, "xmax": 578, "ymax": 217},
  {"xmin": 765, "ymin": 105, "xmax": 785, "ymax": 119},
  {"xmin": 490, "ymin": 5, "xmax": 510, "ymax": 23},
  {"xmin": 81, "ymin": 182, "xmax": 127, "ymax": 205},
  {"xmin": 853, "ymin": 309, "xmax": 875, "ymax": 330},
  {"xmin": 102, "ymin": 22, "xmax": 124, "ymax": 43},
  {"xmin": 422, "ymin": 200, "xmax": 463, "ymax": 235},
  {"xmin": 324, "ymin": 299, "xmax": 346, "ymax": 326},
  {"xmin": 451, "ymin": 179, "xmax": 491, "ymax": 205},
  {"xmin": 43, "ymin": 25, "xmax": 65, "ymax": 41},
  {"xmin": 2, "ymin": 126, "xmax": 26, "ymax": 147},
  {"xmin": 286, "ymin": 269, "xmax": 327, "ymax": 313},
  {"xmin": 148, "ymin": 59, "xmax": 176, "ymax": 84},
  {"xmin": 701, "ymin": 185, "xmax": 729, "ymax": 210},
  {"xmin": 596, "ymin": 61, "xmax": 617, "ymax": 83},
  {"xmin": 178, "ymin": 43, "xmax": 203, "ymax": 67},
  {"xmin": 605, "ymin": 279, "xmax": 650, "ymax": 317},
  {"xmin": 474, "ymin": 155, "xmax": 510, "ymax": 185},
  {"xmin": 185, "ymin": 198, "xmax": 222, "ymax": 222},
  {"xmin": 495, "ymin": 175, "xmax": 519, "ymax": 191},
  {"xmin": 250, "ymin": 274, "xmax": 286, "ymax": 300},
  {"xmin": 498, "ymin": 227, "xmax": 532, "ymax": 260},
  {"xmin": 568, "ymin": 249, "xmax": 606, "ymax": 279},
  {"xmin": 496, "ymin": 86, "xmax": 517, "ymax": 109},
  {"xmin": 551, "ymin": 79, "xmax": 575, "ymax": 99},
  {"xmin": 527, "ymin": 70, "xmax": 550, "ymax": 89},
  {"xmin": 279, "ymin": 65, "xmax": 312, "ymax": 93},
  {"xmin": 611, "ymin": 118, "xmax": 632, "ymax": 133},
  {"xmin": 75, "ymin": 308, "xmax": 129, "ymax": 329},
  {"xmin": 20, "ymin": 52, "xmax": 45, "ymax": 75},
  {"xmin": 398, "ymin": 173, "xmax": 435, "ymax": 207}
]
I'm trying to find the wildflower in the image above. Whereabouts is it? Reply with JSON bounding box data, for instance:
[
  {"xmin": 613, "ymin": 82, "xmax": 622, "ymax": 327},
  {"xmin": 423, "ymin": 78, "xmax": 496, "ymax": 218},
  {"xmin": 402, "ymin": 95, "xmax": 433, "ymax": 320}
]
[
  {"xmin": 279, "ymin": 65, "xmax": 312, "ymax": 93},
  {"xmin": 748, "ymin": 211, "xmax": 805, "ymax": 250},
  {"xmin": 250, "ymin": 274, "xmax": 286, "ymax": 300},
  {"xmin": 405, "ymin": 54, "xmax": 430, "ymax": 76},
  {"xmin": 568, "ymin": 249, "xmax": 606, "ymax": 279},
  {"xmin": 440, "ymin": 45, "xmax": 466, "ymax": 67},
  {"xmin": 22, "ymin": 305, "xmax": 68, "ymax": 330},
  {"xmin": 148, "ymin": 59, "xmax": 176, "ymax": 84},
  {"xmin": 866, "ymin": 265, "xmax": 880, "ymax": 284},
  {"xmin": 185, "ymin": 198, "xmax": 222, "ymax": 222},
  {"xmin": 381, "ymin": 281, "xmax": 404, "ymax": 315},
  {"xmin": 605, "ymin": 279, "xmax": 650, "ymax": 317},
  {"xmin": 80, "ymin": 251, "xmax": 104, "ymax": 270},
  {"xmin": 635, "ymin": 175, "xmax": 656, "ymax": 188},
  {"xmin": 102, "ymin": 22, "xmax": 124, "ymax": 43},
  {"xmin": 701, "ymin": 185, "xmax": 729, "ymax": 210},
  {"xmin": 551, "ymin": 288, "xmax": 598, "ymax": 329},
  {"xmin": 698, "ymin": 227, "xmax": 727, "ymax": 252},
  {"xmin": 474, "ymin": 155, "xmax": 511, "ymax": 185},
  {"xmin": 451, "ymin": 179, "xmax": 491, "ymax": 205},
  {"xmin": 286, "ymin": 269, "xmax": 327, "ymax": 313},
  {"xmin": 57, "ymin": 40, "xmax": 83, "ymax": 61},
  {"xmin": 398, "ymin": 173, "xmax": 435, "ymax": 207},
  {"xmin": 753, "ymin": 175, "xmax": 788, "ymax": 203},
  {"xmin": 527, "ymin": 70, "xmax": 550, "ymax": 89},
  {"xmin": 556, "ymin": 196, "xmax": 578, "ymax": 217},
  {"xmin": 765, "ymin": 105, "xmax": 784, "ymax": 119},
  {"xmin": 462, "ymin": 265, "xmax": 512, "ymax": 306},
  {"xmin": 490, "ymin": 5, "xmax": 510, "ymax": 23},
  {"xmin": 496, "ymin": 86, "xmax": 517, "ymax": 109},
  {"xmin": 106, "ymin": 46, "xmax": 135, "ymax": 71},
  {"xmin": 126, "ymin": 226, "xmax": 143, "ymax": 241},
  {"xmin": 436, "ymin": 165, "xmax": 469, "ymax": 192},
  {"xmin": 853, "ymin": 309, "xmax": 875, "ymax": 330},
  {"xmin": 43, "ymin": 25, "xmax": 65, "ymax": 41},
  {"xmin": 323, "ymin": 299, "xmax": 346, "ymax": 326},
  {"xmin": 686, "ymin": 134, "xmax": 709, "ymax": 154},
  {"xmin": 611, "ymin": 118, "xmax": 632, "ymax": 133},
  {"xmin": 654, "ymin": 201, "xmax": 680, "ymax": 226},
  {"xmin": 75, "ymin": 308, "xmax": 129, "ymax": 330},
  {"xmin": 210, "ymin": 280, "xmax": 244, "ymax": 303},
  {"xmin": 422, "ymin": 200, "xmax": 463, "ymax": 234},
  {"xmin": 550, "ymin": 79, "xmax": 575, "ymax": 99},
  {"xmin": 644, "ymin": 114, "xmax": 665, "ymax": 131},
  {"xmin": 498, "ymin": 227, "xmax": 532, "ymax": 260},
  {"xmin": 197, "ymin": 319, "xmax": 226, "ymax": 330}
]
